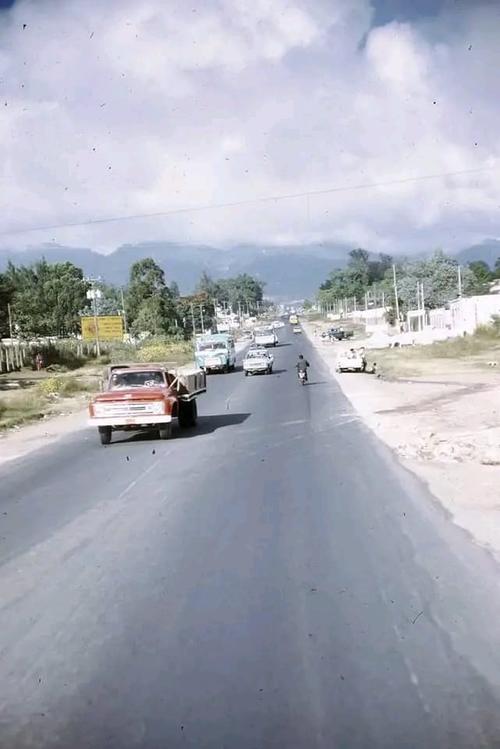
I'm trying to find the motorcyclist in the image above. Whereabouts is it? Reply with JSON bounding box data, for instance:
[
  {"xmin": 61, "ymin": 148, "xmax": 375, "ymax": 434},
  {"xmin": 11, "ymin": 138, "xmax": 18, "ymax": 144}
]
[{"xmin": 296, "ymin": 354, "xmax": 310, "ymax": 381}]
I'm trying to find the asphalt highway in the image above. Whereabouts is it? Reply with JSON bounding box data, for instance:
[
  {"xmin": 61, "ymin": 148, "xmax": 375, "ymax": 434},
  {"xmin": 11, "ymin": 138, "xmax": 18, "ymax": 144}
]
[{"xmin": 2, "ymin": 328, "xmax": 500, "ymax": 748}]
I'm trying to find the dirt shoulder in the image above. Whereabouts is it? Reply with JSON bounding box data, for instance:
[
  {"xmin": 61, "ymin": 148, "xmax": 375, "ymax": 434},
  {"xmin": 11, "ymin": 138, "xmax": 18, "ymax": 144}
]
[{"xmin": 305, "ymin": 321, "xmax": 500, "ymax": 558}]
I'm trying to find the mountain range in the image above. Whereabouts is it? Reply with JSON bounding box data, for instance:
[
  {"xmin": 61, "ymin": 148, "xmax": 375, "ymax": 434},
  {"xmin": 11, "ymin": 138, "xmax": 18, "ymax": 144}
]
[
  {"xmin": 0, "ymin": 239, "xmax": 498, "ymax": 299},
  {"xmin": 0, "ymin": 242, "xmax": 351, "ymax": 300}
]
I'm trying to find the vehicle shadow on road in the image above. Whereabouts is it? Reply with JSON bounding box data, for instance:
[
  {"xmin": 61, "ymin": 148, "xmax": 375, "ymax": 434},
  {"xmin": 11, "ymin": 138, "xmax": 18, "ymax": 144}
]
[
  {"xmin": 304, "ymin": 381, "xmax": 329, "ymax": 386},
  {"xmin": 110, "ymin": 413, "xmax": 252, "ymax": 444},
  {"xmin": 179, "ymin": 412, "xmax": 251, "ymax": 437}
]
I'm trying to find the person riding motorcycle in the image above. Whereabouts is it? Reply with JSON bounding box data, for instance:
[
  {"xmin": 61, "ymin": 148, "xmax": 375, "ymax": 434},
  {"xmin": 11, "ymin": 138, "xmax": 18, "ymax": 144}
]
[{"xmin": 296, "ymin": 354, "xmax": 310, "ymax": 382}]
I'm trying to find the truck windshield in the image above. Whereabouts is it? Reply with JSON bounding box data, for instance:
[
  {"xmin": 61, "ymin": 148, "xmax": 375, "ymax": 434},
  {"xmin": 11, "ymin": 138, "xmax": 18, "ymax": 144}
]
[
  {"xmin": 110, "ymin": 371, "xmax": 165, "ymax": 389},
  {"xmin": 198, "ymin": 342, "xmax": 227, "ymax": 351},
  {"xmin": 256, "ymin": 329, "xmax": 273, "ymax": 336}
]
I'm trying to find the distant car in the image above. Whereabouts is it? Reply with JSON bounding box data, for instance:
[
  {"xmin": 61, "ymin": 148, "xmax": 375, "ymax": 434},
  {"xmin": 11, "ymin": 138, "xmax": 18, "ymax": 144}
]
[
  {"xmin": 272, "ymin": 320, "xmax": 285, "ymax": 329},
  {"xmin": 254, "ymin": 327, "xmax": 278, "ymax": 347},
  {"xmin": 293, "ymin": 326, "xmax": 301, "ymax": 334},
  {"xmin": 243, "ymin": 348, "xmax": 274, "ymax": 376}
]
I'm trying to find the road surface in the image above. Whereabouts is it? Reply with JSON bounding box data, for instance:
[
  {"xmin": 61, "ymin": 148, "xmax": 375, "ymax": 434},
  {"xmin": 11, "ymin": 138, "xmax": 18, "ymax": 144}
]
[{"xmin": 2, "ymin": 328, "xmax": 500, "ymax": 748}]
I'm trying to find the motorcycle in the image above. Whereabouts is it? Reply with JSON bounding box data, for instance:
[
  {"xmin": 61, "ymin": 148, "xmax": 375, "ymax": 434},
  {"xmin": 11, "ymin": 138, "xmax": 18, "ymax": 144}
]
[{"xmin": 298, "ymin": 369, "xmax": 307, "ymax": 385}]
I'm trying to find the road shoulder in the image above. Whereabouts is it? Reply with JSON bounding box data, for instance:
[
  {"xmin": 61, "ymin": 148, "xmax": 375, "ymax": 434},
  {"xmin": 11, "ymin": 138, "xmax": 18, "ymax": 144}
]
[{"xmin": 305, "ymin": 321, "xmax": 500, "ymax": 558}]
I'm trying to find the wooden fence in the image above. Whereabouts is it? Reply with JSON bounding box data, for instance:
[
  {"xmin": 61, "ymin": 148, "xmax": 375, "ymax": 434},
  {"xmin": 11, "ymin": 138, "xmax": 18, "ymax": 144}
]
[{"xmin": 0, "ymin": 340, "xmax": 104, "ymax": 374}]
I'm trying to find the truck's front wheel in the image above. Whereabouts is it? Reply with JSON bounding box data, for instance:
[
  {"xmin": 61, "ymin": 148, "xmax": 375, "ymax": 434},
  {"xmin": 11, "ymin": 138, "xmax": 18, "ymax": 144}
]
[
  {"xmin": 98, "ymin": 426, "xmax": 112, "ymax": 445},
  {"xmin": 158, "ymin": 424, "xmax": 172, "ymax": 440}
]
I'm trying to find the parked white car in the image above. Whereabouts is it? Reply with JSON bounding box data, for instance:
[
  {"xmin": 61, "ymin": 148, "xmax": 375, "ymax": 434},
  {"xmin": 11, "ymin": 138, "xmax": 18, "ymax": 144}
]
[
  {"xmin": 243, "ymin": 348, "xmax": 274, "ymax": 375},
  {"xmin": 336, "ymin": 348, "xmax": 367, "ymax": 373}
]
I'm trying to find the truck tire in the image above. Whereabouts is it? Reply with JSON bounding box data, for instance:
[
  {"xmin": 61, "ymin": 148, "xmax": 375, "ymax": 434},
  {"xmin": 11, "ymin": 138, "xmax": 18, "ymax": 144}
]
[
  {"xmin": 158, "ymin": 424, "xmax": 172, "ymax": 440},
  {"xmin": 179, "ymin": 400, "xmax": 197, "ymax": 428},
  {"xmin": 245, "ymin": 370, "xmax": 249, "ymax": 376},
  {"xmin": 190, "ymin": 400, "xmax": 198, "ymax": 426},
  {"xmin": 98, "ymin": 426, "xmax": 112, "ymax": 445}
]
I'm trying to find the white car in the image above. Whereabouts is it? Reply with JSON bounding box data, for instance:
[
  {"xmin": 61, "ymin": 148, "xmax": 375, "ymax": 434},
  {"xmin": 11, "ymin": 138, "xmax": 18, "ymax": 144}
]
[
  {"xmin": 272, "ymin": 320, "xmax": 285, "ymax": 329},
  {"xmin": 254, "ymin": 327, "xmax": 278, "ymax": 347},
  {"xmin": 293, "ymin": 325, "xmax": 301, "ymax": 334},
  {"xmin": 243, "ymin": 348, "xmax": 274, "ymax": 376},
  {"xmin": 336, "ymin": 348, "xmax": 367, "ymax": 373}
]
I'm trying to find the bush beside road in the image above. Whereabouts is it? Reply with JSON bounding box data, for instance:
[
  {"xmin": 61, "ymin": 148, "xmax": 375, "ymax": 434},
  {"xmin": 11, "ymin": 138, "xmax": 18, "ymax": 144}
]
[{"xmin": 305, "ymin": 320, "xmax": 500, "ymax": 558}]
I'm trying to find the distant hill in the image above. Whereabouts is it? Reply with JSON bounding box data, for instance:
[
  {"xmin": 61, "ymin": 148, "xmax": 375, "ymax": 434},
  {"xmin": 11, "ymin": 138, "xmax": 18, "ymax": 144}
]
[
  {"xmin": 455, "ymin": 240, "xmax": 500, "ymax": 268},
  {"xmin": 0, "ymin": 242, "xmax": 351, "ymax": 300},
  {"xmin": 3, "ymin": 239, "xmax": 496, "ymax": 299}
]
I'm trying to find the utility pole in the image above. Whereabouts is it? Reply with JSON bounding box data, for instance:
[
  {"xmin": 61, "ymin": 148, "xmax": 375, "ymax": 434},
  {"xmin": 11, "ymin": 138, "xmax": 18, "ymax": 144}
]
[
  {"xmin": 120, "ymin": 288, "xmax": 128, "ymax": 334},
  {"xmin": 86, "ymin": 281, "xmax": 101, "ymax": 357},
  {"xmin": 458, "ymin": 265, "xmax": 462, "ymax": 297},
  {"xmin": 420, "ymin": 282, "xmax": 425, "ymax": 330},
  {"xmin": 190, "ymin": 303, "xmax": 196, "ymax": 336},
  {"xmin": 213, "ymin": 299, "xmax": 218, "ymax": 333},
  {"xmin": 199, "ymin": 304, "xmax": 205, "ymax": 334},
  {"xmin": 238, "ymin": 301, "xmax": 242, "ymax": 326},
  {"xmin": 7, "ymin": 303, "xmax": 13, "ymax": 340},
  {"xmin": 392, "ymin": 264, "xmax": 400, "ymax": 327}
]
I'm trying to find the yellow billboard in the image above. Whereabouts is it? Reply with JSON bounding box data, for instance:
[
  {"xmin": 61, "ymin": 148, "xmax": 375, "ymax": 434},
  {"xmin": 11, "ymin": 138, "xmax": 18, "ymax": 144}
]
[{"xmin": 81, "ymin": 316, "xmax": 124, "ymax": 341}]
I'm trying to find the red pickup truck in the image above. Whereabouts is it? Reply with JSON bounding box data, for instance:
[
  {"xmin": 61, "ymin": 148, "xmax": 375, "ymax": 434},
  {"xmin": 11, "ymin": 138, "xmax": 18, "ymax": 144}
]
[{"xmin": 88, "ymin": 364, "xmax": 206, "ymax": 445}]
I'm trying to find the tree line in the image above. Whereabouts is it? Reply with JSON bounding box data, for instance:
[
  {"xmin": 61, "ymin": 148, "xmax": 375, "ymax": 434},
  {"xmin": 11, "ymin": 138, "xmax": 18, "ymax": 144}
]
[
  {"xmin": 318, "ymin": 249, "xmax": 500, "ymax": 320},
  {"xmin": 0, "ymin": 257, "xmax": 265, "ymax": 340}
]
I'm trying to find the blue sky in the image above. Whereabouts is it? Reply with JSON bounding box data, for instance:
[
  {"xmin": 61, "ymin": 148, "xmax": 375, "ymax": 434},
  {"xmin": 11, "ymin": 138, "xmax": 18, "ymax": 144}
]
[{"xmin": 0, "ymin": 0, "xmax": 498, "ymax": 254}]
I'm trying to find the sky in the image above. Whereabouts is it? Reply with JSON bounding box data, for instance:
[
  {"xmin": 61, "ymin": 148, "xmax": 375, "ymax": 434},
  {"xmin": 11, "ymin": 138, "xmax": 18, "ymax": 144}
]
[{"xmin": 0, "ymin": 0, "xmax": 499, "ymax": 255}]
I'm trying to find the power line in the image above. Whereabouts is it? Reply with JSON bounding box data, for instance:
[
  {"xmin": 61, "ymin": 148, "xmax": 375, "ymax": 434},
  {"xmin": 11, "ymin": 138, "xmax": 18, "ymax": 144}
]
[{"xmin": 0, "ymin": 165, "xmax": 495, "ymax": 238}]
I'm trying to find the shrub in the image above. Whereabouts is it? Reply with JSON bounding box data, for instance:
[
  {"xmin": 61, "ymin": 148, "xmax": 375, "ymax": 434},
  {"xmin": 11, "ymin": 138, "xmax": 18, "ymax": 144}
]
[{"xmin": 37, "ymin": 377, "xmax": 64, "ymax": 396}]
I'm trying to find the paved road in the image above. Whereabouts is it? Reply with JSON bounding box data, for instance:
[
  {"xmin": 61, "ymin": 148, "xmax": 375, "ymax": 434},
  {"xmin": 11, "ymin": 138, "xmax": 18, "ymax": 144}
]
[{"xmin": 2, "ymin": 330, "xmax": 500, "ymax": 748}]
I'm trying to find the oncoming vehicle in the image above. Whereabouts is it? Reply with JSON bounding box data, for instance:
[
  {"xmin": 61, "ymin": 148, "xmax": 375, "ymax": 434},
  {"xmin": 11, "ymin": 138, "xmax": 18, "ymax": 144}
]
[
  {"xmin": 88, "ymin": 364, "xmax": 206, "ymax": 444},
  {"xmin": 272, "ymin": 320, "xmax": 285, "ymax": 329},
  {"xmin": 293, "ymin": 325, "xmax": 302, "ymax": 334},
  {"xmin": 195, "ymin": 333, "xmax": 236, "ymax": 373},
  {"xmin": 254, "ymin": 326, "xmax": 278, "ymax": 347},
  {"xmin": 289, "ymin": 313, "xmax": 299, "ymax": 325},
  {"xmin": 243, "ymin": 347, "xmax": 273, "ymax": 376}
]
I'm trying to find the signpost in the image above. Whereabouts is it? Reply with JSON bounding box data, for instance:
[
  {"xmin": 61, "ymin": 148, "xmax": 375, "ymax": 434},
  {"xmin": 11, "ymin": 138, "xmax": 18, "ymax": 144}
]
[{"xmin": 81, "ymin": 315, "xmax": 124, "ymax": 343}]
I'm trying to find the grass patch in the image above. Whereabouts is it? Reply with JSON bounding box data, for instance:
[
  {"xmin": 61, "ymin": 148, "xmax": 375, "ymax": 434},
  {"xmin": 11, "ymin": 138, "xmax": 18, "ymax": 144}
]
[
  {"xmin": 0, "ymin": 392, "xmax": 47, "ymax": 430},
  {"xmin": 367, "ymin": 325, "xmax": 500, "ymax": 379}
]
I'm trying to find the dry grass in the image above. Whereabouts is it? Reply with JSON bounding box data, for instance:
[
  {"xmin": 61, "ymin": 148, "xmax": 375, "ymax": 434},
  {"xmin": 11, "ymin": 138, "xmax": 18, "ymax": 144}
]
[
  {"xmin": 0, "ymin": 375, "xmax": 98, "ymax": 430},
  {"xmin": 368, "ymin": 325, "xmax": 500, "ymax": 379}
]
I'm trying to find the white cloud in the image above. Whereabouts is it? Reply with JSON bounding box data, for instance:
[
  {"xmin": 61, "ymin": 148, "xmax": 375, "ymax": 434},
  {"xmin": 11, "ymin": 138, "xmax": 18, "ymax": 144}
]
[{"xmin": 0, "ymin": 0, "xmax": 498, "ymax": 254}]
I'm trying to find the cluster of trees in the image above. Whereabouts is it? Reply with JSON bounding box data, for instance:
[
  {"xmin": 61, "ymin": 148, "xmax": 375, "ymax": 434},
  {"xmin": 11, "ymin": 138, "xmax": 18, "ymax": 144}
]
[
  {"xmin": 318, "ymin": 249, "xmax": 500, "ymax": 317},
  {"xmin": 0, "ymin": 257, "xmax": 265, "ymax": 340}
]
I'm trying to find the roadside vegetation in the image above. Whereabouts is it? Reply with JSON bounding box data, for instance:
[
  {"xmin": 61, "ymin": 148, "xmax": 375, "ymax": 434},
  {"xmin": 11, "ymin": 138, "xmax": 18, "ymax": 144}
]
[
  {"xmin": 317, "ymin": 249, "xmax": 500, "ymax": 319},
  {"xmin": 366, "ymin": 319, "xmax": 500, "ymax": 379}
]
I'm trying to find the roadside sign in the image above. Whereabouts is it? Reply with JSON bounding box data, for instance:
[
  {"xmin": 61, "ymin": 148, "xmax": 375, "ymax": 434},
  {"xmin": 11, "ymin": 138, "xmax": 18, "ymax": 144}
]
[{"xmin": 81, "ymin": 316, "xmax": 124, "ymax": 341}]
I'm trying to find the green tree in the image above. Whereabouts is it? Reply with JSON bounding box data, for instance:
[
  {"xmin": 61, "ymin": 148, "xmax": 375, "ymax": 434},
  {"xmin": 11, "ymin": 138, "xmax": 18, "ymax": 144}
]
[
  {"xmin": 170, "ymin": 281, "xmax": 180, "ymax": 299},
  {"xmin": 126, "ymin": 258, "xmax": 177, "ymax": 336},
  {"xmin": 217, "ymin": 273, "xmax": 265, "ymax": 307},
  {"xmin": 6, "ymin": 259, "xmax": 90, "ymax": 337},
  {"xmin": 468, "ymin": 260, "xmax": 492, "ymax": 294},
  {"xmin": 0, "ymin": 272, "xmax": 14, "ymax": 338},
  {"xmin": 395, "ymin": 251, "xmax": 475, "ymax": 312},
  {"xmin": 196, "ymin": 271, "xmax": 217, "ymax": 298}
]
